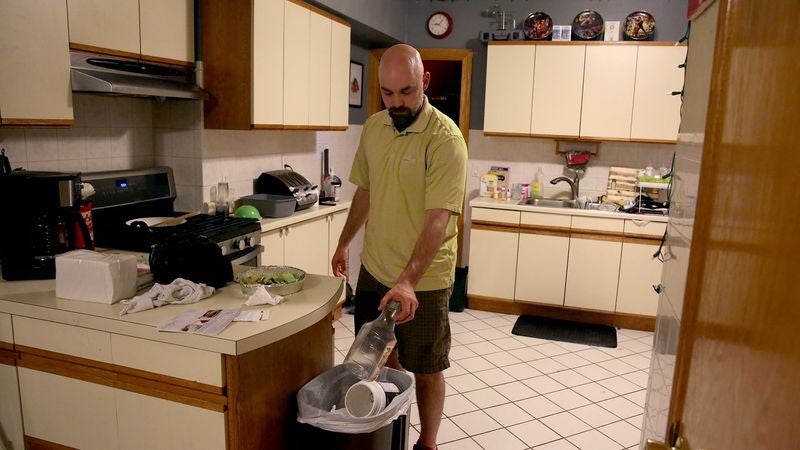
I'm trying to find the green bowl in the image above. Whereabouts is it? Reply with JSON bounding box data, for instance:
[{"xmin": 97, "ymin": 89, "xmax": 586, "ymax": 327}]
[{"xmin": 234, "ymin": 205, "xmax": 262, "ymax": 219}]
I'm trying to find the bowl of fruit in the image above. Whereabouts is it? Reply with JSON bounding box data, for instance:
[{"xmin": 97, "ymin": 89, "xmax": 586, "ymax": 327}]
[{"xmin": 237, "ymin": 265, "xmax": 307, "ymax": 296}]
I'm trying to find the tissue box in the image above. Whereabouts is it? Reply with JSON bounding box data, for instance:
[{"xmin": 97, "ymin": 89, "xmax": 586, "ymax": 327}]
[{"xmin": 56, "ymin": 250, "xmax": 138, "ymax": 304}]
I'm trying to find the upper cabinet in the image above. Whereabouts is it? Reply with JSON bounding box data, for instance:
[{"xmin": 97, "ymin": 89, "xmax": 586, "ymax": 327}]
[
  {"xmin": 0, "ymin": 0, "xmax": 73, "ymax": 126},
  {"xmin": 484, "ymin": 42, "xmax": 687, "ymax": 143},
  {"xmin": 203, "ymin": 0, "xmax": 351, "ymax": 131},
  {"xmin": 67, "ymin": 0, "xmax": 194, "ymax": 65}
]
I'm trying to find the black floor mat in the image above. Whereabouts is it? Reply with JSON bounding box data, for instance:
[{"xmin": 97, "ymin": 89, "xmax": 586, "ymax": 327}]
[{"xmin": 511, "ymin": 315, "xmax": 617, "ymax": 348}]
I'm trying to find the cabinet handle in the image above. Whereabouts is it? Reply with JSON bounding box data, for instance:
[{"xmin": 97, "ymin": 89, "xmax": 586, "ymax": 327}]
[
  {"xmin": 653, "ymin": 283, "xmax": 664, "ymax": 294},
  {"xmin": 631, "ymin": 219, "xmax": 650, "ymax": 226}
]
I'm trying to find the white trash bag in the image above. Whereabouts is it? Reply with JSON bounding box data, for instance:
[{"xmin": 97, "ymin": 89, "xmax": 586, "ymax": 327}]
[{"xmin": 297, "ymin": 364, "xmax": 414, "ymax": 434}]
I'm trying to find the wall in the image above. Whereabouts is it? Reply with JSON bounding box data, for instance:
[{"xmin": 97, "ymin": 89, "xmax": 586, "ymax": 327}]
[
  {"xmin": 312, "ymin": 0, "xmax": 406, "ymax": 43},
  {"xmin": 0, "ymin": 94, "xmax": 154, "ymax": 173}
]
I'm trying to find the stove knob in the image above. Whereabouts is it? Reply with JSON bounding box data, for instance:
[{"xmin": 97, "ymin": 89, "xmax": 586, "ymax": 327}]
[
  {"xmin": 220, "ymin": 246, "xmax": 228, "ymax": 256},
  {"xmin": 235, "ymin": 239, "xmax": 246, "ymax": 251},
  {"xmin": 244, "ymin": 236, "xmax": 252, "ymax": 247}
]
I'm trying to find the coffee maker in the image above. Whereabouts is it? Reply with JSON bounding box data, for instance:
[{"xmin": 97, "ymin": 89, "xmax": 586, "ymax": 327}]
[{"xmin": 0, "ymin": 171, "xmax": 93, "ymax": 280}]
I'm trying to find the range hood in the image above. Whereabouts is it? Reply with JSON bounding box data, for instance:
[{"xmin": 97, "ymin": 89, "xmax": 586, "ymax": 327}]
[{"xmin": 70, "ymin": 51, "xmax": 207, "ymax": 100}]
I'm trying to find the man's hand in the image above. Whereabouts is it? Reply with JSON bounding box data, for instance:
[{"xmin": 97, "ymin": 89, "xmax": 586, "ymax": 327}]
[
  {"xmin": 379, "ymin": 281, "xmax": 419, "ymax": 324},
  {"xmin": 331, "ymin": 246, "xmax": 349, "ymax": 278}
]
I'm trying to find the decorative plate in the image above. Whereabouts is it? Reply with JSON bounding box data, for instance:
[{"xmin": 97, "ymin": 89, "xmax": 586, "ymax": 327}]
[
  {"xmin": 522, "ymin": 12, "xmax": 553, "ymax": 40},
  {"xmin": 572, "ymin": 9, "xmax": 604, "ymax": 40},
  {"xmin": 624, "ymin": 10, "xmax": 656, "ymax": 40}
]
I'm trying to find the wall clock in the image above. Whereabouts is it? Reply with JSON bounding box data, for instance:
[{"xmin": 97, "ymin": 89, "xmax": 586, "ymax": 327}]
[{"xmin": 427, "ymin": 11, "xmax": 453, "ymax": 39}]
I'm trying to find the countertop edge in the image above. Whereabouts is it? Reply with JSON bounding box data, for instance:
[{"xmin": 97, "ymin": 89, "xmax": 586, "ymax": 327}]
[
  {"xmin": 260, "ymin": 201, "xmax": 351, "ymax": 233},
  {"xmin": 469, "ymin": 198, "xmax": 669, "ymax": 222}
]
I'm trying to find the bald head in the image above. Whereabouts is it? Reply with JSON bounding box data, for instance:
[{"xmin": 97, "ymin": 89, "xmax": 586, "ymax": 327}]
[{"xmin": 379, "ymin": 44, "xmax": 430, "ymax": 131}]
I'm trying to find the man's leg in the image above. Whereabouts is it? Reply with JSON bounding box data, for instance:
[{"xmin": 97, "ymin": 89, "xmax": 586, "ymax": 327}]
[{"xmin": 415, "ymin": 371, "xmax": 445, "ymax": 448}]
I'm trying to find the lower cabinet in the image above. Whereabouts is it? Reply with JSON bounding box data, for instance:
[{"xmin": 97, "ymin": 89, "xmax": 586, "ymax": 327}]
[
  {"xmin": 515, "ymin": 212, "xmax": 570, "ymax": 306},
  {"xmin": 564, "ymin": 234, "xmax": 623, "ymax": 312},
  {"xmin": 0, "ymin": 357, "xmax": 24, "ymax": 450},
  {"xmin": 327, "ymin": 210, "xmax": 347, "ymax": 276},
  {"xmin": 616, "ymin": 240, "xmax": 663, "ymax": 316},
  {"xmin": 468, "ymin": 227, "xmax": 519, "ymax": 300},
  {"xmin": 261, "ymin": 209, "xmax": 349, "ymax": 276}
]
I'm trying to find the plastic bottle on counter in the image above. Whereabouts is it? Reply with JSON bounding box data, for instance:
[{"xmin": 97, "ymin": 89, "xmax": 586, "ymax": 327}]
[
  {"xmin": 343, "ymin": 301, "xmax": 401, "ymax": 381},
  {"xmin": 532, "ymin": 168, "xmax": 544, "ymax": 199}
]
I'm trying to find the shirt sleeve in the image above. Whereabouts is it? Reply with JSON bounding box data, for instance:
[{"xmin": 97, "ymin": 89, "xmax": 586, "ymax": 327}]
[
  {"xmin": 424, "ymin": 134, "xmax": 468, "ymax": 215},
  {"xmin": 349, "ymin": 129, "xmax": 370, "ymax": 190}
]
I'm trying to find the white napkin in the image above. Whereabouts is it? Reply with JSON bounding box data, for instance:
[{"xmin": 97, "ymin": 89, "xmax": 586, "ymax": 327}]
[
  {"xmin": 120, "ymin": 278, "xmax": 215, "ymax": 315},
  {"xmin": 244, "ymin": 286, "xmax": 284, "ymax": 306}
]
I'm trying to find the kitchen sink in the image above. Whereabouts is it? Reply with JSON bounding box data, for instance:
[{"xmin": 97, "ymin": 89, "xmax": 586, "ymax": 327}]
[{"xmin": 519, "ymin": 198, "xmax": 576, "ymax": 208}]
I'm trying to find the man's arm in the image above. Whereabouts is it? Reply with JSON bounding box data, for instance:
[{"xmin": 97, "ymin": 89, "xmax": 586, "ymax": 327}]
[
  {"xmin": 331, "ymin": 187, "xmax": 370, "ymax": 278},
  {"xmin": 379, "ymin": 207, "xmax": 451, "ymax": 324}
]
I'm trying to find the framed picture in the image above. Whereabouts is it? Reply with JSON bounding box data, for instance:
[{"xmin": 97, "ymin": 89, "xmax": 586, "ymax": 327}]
[{"xmin": 349, "ymin": 61, "xmax": 363, "ymax": 107}]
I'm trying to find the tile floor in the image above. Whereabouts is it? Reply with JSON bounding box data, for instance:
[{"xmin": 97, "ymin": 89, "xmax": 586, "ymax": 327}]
[{"xmin": 333, "ymin": 308, "xmax": 653, "ymax": 450}]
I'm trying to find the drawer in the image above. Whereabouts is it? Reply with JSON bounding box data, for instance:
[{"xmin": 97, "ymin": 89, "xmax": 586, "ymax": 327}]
[
  {"xmin": 570, "ymin": 216, "xmax": 624, "ymax": 233},
  {"xmin": 624, "ymin": 219, "xmax": 667, "ymax": 237},
  {"xmin": 0, "ymin": 313, "xmax": 12, "ymax": 343},
  {"xmin": 520, "ymin": 211, "xmax": 571, "ymax": 228},
  {"xmin": 471, "ymin": 207, "xmax": 520, "ymax": 225},
  {"xmin": 13, "ymin": 316, "xmax": 112, "ymax": 363},
  {"xmin": 111, "ymin": 335, "xmax": 224, "ymax": 387}
]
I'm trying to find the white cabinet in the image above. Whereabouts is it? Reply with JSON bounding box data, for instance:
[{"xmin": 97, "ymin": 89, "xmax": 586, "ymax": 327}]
[
  {"xmin": 0, "ymin": 313, "xmax": 23, "ymax": 450},
  {"xmin": 564, "ymin": 217, "xmax": 624, "ymax": 312},
  {"xmin": 515, "ymin": 212, "xmax": 571, "ymax": 306},
  {"xmin": 253, "ymin": 0, "xmax": 285, "ymax": 127},
  {"xmin": 329, "ymin": 20, "xmax": 351, "ymax": 128},
  {"xmin": 67, "ymin": 0, "xmax": 194, "ymax": 64},
  {"xmin": 261, "ymin": 228, "xmax": 285, "ymax": 267},
  {"xmin": 617, "ymin": 240, "xmax": 661, "ymax": 315},
  {"xmin": 530, "ymin": 44, "xmax": 585, "ymax": 138},
  {"xmin": 283, "ymin": 1, "xmax": 310, "ymax": 128},
  {"xmin": 0, "ymin": 0, "xmax": 73, "ymax": 126},
  {"xmin": 483, "ymin": 44, "xmax": 535, "ymax": 135},
  {"xmin": 327, "ymin": 210, "xmax": 348, "ymax": 276},
  {"xmin": 467, "ymin": 208, "xmax": 520, "ymax": 301},
  {"xmin": 308, "ymin": 12, "xmax": 332, "ymax": 128},
  {"xmin": 580, "ymin": 45, "xmax": 638, "ymax": 140},
  {"xmin": 631, "ymin": 46, "xmax": 688, "ymax": 141}
]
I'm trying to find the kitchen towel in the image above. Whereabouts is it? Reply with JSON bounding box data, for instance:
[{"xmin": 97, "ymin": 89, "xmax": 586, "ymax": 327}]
[
  {"xmin": 244, "ymin": 286, "xmax": 284, "ymax": 306},
  {"xmin": 120, "ymin": 278, "xmax": 215, "ymax": 315}
]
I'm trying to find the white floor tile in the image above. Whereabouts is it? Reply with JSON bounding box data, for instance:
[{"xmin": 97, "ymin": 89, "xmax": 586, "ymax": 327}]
[
  {"xmin": 539, "ymin": 411, "xmax": 592, "ymax": 437},
  {"xmin": 550, "ymin": 369, "xmax": 592, "ymax": 387},
  {"xmin": 437, "ymin": 437, "xmax": 483, "ymax": 450},
  {"xmin": 449, "ymin": 345, "xmax": 479, "ymax": 360},
  {"xmin": 597, "ymin": 396, "xmax": 643, "ymax": 419},
  {"xmin": 551, "ymin": 352, "xmax": 592, "ymax": 369},
  {"xmin": 625, "ymin": 414, "xmax": 644, "ymax": 429},
  {"xmin": 435, "ymin": 417, "xmax": 468, "ymax": 444},
  {"xmin": 444, "ymin": 360, "xmax": 468, "ymax": 377},
  {"xmin": 596, "ymin": 358, "xmax": 639, "ymax": 375},
  {"xmin": 515, "ymin": 395, "xmax": 564, "ymax": 419},
  {"xmin": 617, "ymin": 329, "xmax": 653, "ymax": 340},
  {"xmin": 443, "ymin": 393, "xmax": 479, "ymax": 417},
  {"xmin": 567, "ymin": 429, "xmax": 625, "ymax": 450},
  {"xmin": 447, "ymin": 373, "xmax": 488, "ymax": 393},
  {"xmin": 452, "ymin": 331, "xmax": 486, "ymax": 345},
  {"xmin": 544, "ymin": 389, "xmax": 592, "ymax": 410},
  {"xmin": 553, "ymin": 341, "xmax": 593, "ymax": 352},
  {"xmin": 483, "ymin": 402, "xmax": 534, "ymax": 426},
  {"xmin": 508, "ymin": 346, "xmax": 548, "ymax": 362},
  {"xmin": 598, "ymin": 376, "xmax": 643, "ymax": 395},
  {"xmin": 449, "ymin": 311, "xmax": 476, "ymax": 323},
  {"xmin": 599, "ymin": 345, "xmax": 637, "ymax": 359},
  {"xmin": 334, "ymin": 336, "xmax": 354, "ymax": 352},
  {"xmin": 460, "ymin": 318, "xmax": 495, "ymax": 331},
  {"xmin": 492, "ymin": 336, "xmax": 529, "ymax": 350},
  {"xmin": 618, "ymin": 339, "xmax": 652, "ymax": 354},
  {"xmin": 528, "ymin": 358, "xmax": 570, "ymax": 374},
  {"xmin": 621, "ymin": 370, "xmax": 650, "ymax": 388},
  {"xmin": 573, "ymin": 364, "xmax": 617, "ymax": 381},
  {"xmin": 570, "ymin": 382, "xmax": 619, "ymax": 402},
  {"xmin": 533, "ymin": 438, "xmax": 580, "ymax": 449},
  {"xmin": 502, "ymin": 362, "xmax": 543, "ymax": 381},
  {"xmin": 623, "ymin": 389, "xmax": 647, "ymax": 407},
  {"xmin": 523, "ymin": 375, "xmax": 567, "ymax": 394},
  {"xmin": 410, "ymin": 402, "xmax": 420, "ymax": 426},
  {"xmin": 407, "ymin": 426, "xmax": 420, "ymax": 450},
  {"xmin": 598, "ymin": 420, "xmax": 642, "ymax": 447},
  {"xmin": 472, "ymin": 427, "xmax": 528, "ymax": 450},
  {"xmin": 450, "ymin": 409, "xmax": 503, "ymax": 436},
  {"xmin": 457, "ymin": 356, "xmax": 495, "ymax": 373},
  {"xmin": 483, "ymin": 350, "xmax": 523, "ymax": 367},
  {"xmin": 475, "ymin": 327, "xmax": 508, "ymax": 340},
  {"xmin": 483, "ymin": 315, "xmax": 515, "ymax": 327},
  {"xmin": 619, "ymin": 353, "xmax": 652, "ymax": 370},
  {"xmin": 463, "ymin": 387, "xmax": 509, "ymax": 409},
  {"xmin": 467, "ymin": 340, "xmax": 504, "ymax": 356},
  {"xmin": 494, "ymin": 381, "xmax": 538, "ymax": 402},
  {"xmin": 573, "ymin": 348, "xmax": 616, "ymax": 363},
  {"xmin": 508, "ymin": 419, "xmax": 562, "ymax": 447},
  {"xmin": 534, "ymin": 342, "xmax": 572, "ymax": 357},
  {"xmin": 474, "ymin": 367, "xmax": 516, "ymax": 386},
  {"xmin": 466, "ymin": 309, "xmax": 498, "ymax": 319},
  {"xmin": 450, "ymin": 321, "xmax": 469, "ymax": 334},
  {"xmin": 333, "ymin": 351, "xmax": 344, "ymax": 365},
  {"xmin": 514, "ymin": 335, "xmax": 552, "ymax": 346},
  {"xmin": 570, "ymin": 404, "xmax": 621, "ymax": 428}
]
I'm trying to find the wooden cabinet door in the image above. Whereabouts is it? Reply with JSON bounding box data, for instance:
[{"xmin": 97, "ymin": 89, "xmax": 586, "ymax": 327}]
[
  {"xmin": 630, "ymin": 45, "xmax": 687, "ymax": 142},
  {"xmin": 329, "ymin": 20, "xmax": 351, "ymax": 128},
  {"xmin": 467, "ymin": 227, "xmax": 519, "ymax": 301},
  {"xmin": 139, "ymin": 0, "xmax": 194, "ymax": 64},
  {"xmin": 580, "ymin": 45, "xmax": 638, "ymax": 140},
  {"xmin": 616, "ymin": 239, "xmax": 661, "ymax": 316},
  {"xmin": 327, "ymin": 210, "xmax": 348, "ymax": 276},
  {"xmin": 67, "ymin": 0, "xmax": 140, "ymax": 57},
  {"xmin": 531, "ymin": 44, "xmax": 585, "ymax": 138},
  {"xmin": 0, "ymin": 0, "xmax": 73, "ymax": 125},
  {"xmin": 116, "ymin": 389, "xmax": 226, "ymax": 450},
  {"xmin": 308, "ymin": 12, "xmax": 332, "ymax": 128},
  {"xmin": 18, "ymin": 368, "xmax": 119, "ymax": 450},
  {"xmin": 483, "ymin": 44, "xmax": 535, "ymax": 135},
  {"xmin": 283, "ymin": 0, "xmax": 310, "ymax": 127},
  {"xmin": 253, "ymin": 0, "xmax": 285, "ymax": 127},
  {"xmin": 261, "ymin": 229, "xmax": 285, "ymax": 267},
  {"xmin": 564, "ymin": 235, "xmax": 622, "ymax": 311},
  {"xmin": 284, "ymin": 218, "xmax": 329, "ymax": 275}
]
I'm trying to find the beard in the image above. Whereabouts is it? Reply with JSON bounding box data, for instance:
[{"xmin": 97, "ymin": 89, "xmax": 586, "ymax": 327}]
[{"xmin": 389, "ymin": 106, "xmax": 418, "ymax": 132}]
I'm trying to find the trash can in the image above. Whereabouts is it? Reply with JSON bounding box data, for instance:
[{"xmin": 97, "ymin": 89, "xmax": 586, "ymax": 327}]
[{"xmin": 297, "ymin": 365, "xmax": 414, "ymax": 450}]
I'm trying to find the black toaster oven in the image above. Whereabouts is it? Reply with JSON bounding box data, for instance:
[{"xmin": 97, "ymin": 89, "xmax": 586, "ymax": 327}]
[{"xmin": 254, "ymin": 167, "xmax": 318, "ymax": 211}]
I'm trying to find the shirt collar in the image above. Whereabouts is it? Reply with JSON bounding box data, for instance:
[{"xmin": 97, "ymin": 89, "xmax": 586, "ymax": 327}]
[{"xmin": 382, "ymin": 96, "xmax": 433, "ymax": 135}]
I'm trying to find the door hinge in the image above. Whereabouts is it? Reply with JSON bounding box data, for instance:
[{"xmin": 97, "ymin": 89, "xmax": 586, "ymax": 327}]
[{"xmin": 646, "ymin": 421, "xmax": 692, "ymax": 450}]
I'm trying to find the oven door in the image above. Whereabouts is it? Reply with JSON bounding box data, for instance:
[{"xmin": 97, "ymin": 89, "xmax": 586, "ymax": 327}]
[{"xmin": 227, "ymin": 245, "xmax": 263, "ymax": 267}]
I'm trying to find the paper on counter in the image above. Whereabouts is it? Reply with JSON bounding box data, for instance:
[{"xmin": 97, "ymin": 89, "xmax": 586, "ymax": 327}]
[
  {"xmin": 234, "ymin": 310, "xmax": 270, "ymax": 322},
  {"xmin": 158, "ymin": 309, "xmax": 239, "ymax": 336}
]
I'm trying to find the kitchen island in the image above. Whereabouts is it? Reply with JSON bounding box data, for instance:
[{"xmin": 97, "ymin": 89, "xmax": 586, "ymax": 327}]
[{"xmin": 0, "ymin": 271, "xmax": 343, "ymax": 450}]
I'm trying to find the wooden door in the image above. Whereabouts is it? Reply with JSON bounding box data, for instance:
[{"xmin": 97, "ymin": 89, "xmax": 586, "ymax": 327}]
[{"xmin": 647, "ymin": 1, "xmax": 800, "ymax": 448}]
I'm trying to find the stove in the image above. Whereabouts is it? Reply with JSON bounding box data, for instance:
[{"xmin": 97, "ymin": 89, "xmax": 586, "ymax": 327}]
[{"xmin": 82, "ymin": 167, "xmax": 263, "ymax": 266}]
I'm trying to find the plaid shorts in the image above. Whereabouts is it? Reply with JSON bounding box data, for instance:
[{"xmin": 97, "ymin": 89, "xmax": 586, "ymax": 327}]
[{"xmin": 354, "ymin": 267, "xmax": 452, "ymax": 374}]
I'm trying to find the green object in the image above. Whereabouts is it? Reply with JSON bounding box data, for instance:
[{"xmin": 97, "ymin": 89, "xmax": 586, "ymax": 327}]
[{"xmin": 234, "ymin": 205, "xmax": 261, "ymax": 219}]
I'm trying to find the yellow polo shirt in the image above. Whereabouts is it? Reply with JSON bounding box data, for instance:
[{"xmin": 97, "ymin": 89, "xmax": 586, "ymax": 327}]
[{"xmin": 350, "ymin": 97, "xmax": 468, "ymax": 291}]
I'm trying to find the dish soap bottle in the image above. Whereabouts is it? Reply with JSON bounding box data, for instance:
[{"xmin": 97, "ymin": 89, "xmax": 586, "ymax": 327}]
[
  {"xmin": 532, "ymin": 168, "xmax": 544, "ymax": 199},
  {"xmin": 343, "ymin": 301, "xmax": 401, "ymax": 380}
]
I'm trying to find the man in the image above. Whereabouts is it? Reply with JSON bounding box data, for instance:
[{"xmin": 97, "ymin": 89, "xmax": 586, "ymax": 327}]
[{"xmin": 331, "ymin": 44, "xmax": 467, "ymax": 450}]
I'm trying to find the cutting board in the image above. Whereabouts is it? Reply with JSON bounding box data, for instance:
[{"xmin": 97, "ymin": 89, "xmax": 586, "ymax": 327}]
[{"xmin": 606, "ymin": 166, "xmax": 641, "ymax": 204}]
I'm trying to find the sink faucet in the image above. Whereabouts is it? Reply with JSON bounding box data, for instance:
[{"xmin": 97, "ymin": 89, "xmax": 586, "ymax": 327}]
[{"xmin": 550, "ymin": 173, "xmax": 580, "ymax": 200}]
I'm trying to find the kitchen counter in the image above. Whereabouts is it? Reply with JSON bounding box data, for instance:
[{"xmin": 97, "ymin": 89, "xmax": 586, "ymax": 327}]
[
  {"xmin": 0, "ymin": 267, "xmax": 344, "ymax": 355},
  {"xmin": 260, "ymin": 200, "xmax": 351, "ymax": 233},
  {"xmin": 470, "ymin": 197, "xmax": 669, "ymax": 222}
]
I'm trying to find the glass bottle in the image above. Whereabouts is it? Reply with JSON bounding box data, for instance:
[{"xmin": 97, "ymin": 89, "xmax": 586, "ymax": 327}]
[{"xmin": 343, "ymin": 301, "xmax": 401, "ymax": 380}]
